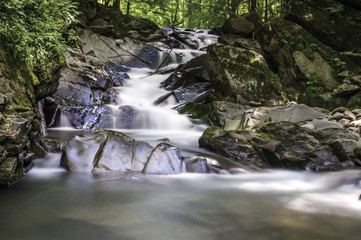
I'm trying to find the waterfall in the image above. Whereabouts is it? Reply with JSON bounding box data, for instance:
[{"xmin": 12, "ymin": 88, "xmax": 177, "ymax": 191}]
[{"xmin": 111, "ymin": 28, "xmax": 218, "ymax": 132}]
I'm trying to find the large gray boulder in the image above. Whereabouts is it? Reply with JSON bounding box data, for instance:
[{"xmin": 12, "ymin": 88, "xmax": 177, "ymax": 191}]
[{"xmin": 61, "ymin": 129, "xmax": 183, "ymax": 174}]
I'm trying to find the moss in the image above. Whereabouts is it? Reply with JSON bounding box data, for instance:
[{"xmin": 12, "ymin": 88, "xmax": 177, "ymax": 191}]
[
  {"xmin": 179, "ymin": 102, "xmax": 210, "ymax": 123},
  {"xmin": 0, "ymin": 157, "xmax": 21, "ymax": 186},
  {"xmin": 10, "ymin": 93, "xmax": 33, "ymax": 112}
]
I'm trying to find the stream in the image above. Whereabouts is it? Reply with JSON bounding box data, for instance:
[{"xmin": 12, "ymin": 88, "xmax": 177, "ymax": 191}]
[{"xmin": 1, "ymin": 29, "xmax": 361, "ymax": 240}]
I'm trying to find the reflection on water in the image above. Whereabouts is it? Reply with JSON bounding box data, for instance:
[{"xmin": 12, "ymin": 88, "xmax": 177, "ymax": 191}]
[{"xmin": 1, "ymin": 155, "xmax": 361, "ymax": 240}]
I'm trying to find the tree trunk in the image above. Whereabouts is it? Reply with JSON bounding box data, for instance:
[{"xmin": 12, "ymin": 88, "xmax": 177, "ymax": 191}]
[
  {"xmin": 251, "ymin": 0, "xmax": 257, "ymax": 12},
  {"xmin": 113, "ymin": 0, "xmax": 121, "ymax": 10},
  {"xmin": 126, "ymin": 2, "xmax": 131, "ymax": 15}
]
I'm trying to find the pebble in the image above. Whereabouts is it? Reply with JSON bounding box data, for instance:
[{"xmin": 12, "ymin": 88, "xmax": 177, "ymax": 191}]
[
  {"xmin": 343, "ymin": 110, "xmax": 356, "ymax": 121},
  {"xmin": 338, "ymin": 118, "xmax": 350, "ymax": 126},
  {"xmin": 349, "ymin": 120, "xmax": 361, "ymax": 127},
  {"xmin": 330, "ymin": 112, "xmax": 344, "ymax": 121}
]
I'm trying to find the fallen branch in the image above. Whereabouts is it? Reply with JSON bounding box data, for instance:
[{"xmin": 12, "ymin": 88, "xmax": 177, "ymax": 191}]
[{"xmin": 155, "ymin": 43, "xmax": 174, "ymax": 73}]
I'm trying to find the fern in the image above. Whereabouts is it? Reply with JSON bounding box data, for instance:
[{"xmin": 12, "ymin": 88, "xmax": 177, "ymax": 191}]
[{"xmin": 0, "ymin": 0, "xmax": 80, "ymax": 81}]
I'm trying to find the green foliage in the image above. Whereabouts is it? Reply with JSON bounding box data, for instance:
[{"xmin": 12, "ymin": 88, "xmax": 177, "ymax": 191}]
[
  {"xmin": 0, "ymin": 0, "xmax": 79, "ymax": 82},
  {"xmin": 324, "ymin": 5, "xmax": 344, "ymax": 14},
  {"xmin": 306, "ymin": 79, "xmax": 324, "ymax": 95},
  {"xmin": 100, "ymin": 0, "xmax": 286, "ymax": 29}
]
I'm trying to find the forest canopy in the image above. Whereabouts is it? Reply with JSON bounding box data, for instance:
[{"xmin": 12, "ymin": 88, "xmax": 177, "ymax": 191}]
[{"xmin": 98, "ymin": 0, "xmax": 289, "ymax": 29}]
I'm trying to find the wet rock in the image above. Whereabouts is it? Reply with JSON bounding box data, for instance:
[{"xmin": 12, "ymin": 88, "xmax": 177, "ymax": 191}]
[
  {"xmin": 199, "ymin": 120, "xmax": 361, "ymax": 171},
  {"xmin": 114, "ymin": 105, "xmax": 136, "ymax": 129},
  {"xmin": 62, "ymin": 130, "xmax": 184, "ymax": 174},
  {"xmin": 64, "ymin": 105, "xmax": 113, "ymax": 129},
  {"xmin": 170, "ymin": 30, "xmax": 199, "ymax": 49},
  {"xmin": 30, "ymin": 142, "xmax": 47, "ymax": 158},
  {"xmin": 161, "ymin": 54, "xmax": 210, "ymax": 90},
  {"xmin": 199, "ymin": 127, "xmax": 266, "ymax": 168},
  {"xmin": 95, "ymin": 132, "xmax": 141, "ymax": 172},
  {"xmin": 40, "ymin": 139, "xmax": 67, "ymax": 153},
  {"xmin": 143, "ymin": 143, "xmax": 183, "ymax": 174},
  {"xmin": 61, "ymin": 130, "xmax": 108, "ymax": 172},
  {"xmin": 184, "ymin": 156, "xmax": 210, "ymax": 173}
]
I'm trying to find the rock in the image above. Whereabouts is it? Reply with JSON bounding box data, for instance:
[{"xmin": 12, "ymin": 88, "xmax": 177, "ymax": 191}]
[
  {"xmin": 199, "ymin": 119, "xmax": 361, "ymax": 171},
  {"xmin": 343, "ymin": 110, "xmax": 356, "ymax": 120},
  {"xmin": 224, "ymin": 119, "xmax": 242, "ymax": 131},
  {"xmin": 88, "ymin": 25, "xmax": 114, "ymax": 36},
  {"xmin": 307, "ymin": 120, "xmax": 344, "ymax": 130},
  {"xmin": 352, "ymin": 109, "xmax": 361, "ymax": 118},
  {"xmin": 293, "ymin": 51, "xmax": 339, "ymax": 91},
  {"xmin": 61, "ymin": 130, "xmax": 108, "ymax": 172},
  {"xmin": 114, "ymin": 105, "xmax": 137, "ymax": 129},
  {"xmin": 0, "ymin": 157, "xmax": 23, "ymax": 186},
  {"xmin": 30, "ymin": 142, "xmax": 47, "ymax": 158},
  {"xmin": 208, "ymin": 102, "xmax": 325, "ymax": 129},
  {"xmin": 184, "ymin": 156, "xmax": 210, "ymax": 173},
  {"xmin": 170, "ymin": 30, "xmax": 199, "ymax": 49},
  {"xmin": 143, "ymin": 143, "xmax": 183, "ymax": 174},
  {"xmin": 268, "ymin": 104, "xmax": 326, "ymax": 123},
  {"xmin": 8, "ymin": 118, "xmax": 31, "ymax": 140},
  {"xmin": 40, "ymin": 139, "xmax": 66, "ymax": 153},
  {"xmin": 222, "ymin": 16, "xmax": 255, "ymax": 37},
  {"xmin": 257, "ymin": 18, "xmax": 347, "ymax": 110},
  {"xmin": 218, "ymin": 35, "xmax": 263, "ymax": 54},
  {"xmin": 206, "ymin": 43, "xmax": 283, "ymax": 105},
  {"xmin": 285, "ymin": 0, "xmax": 361, "ymax": 52},
  {"xmin": 199, "ymin": 127, "xmax": 266, "ymax": 168},
  {"xmin": 62, "ymin": 130, "xmax": 184, "ymax": 174},
  {"xmin": 349, "ymin": 119, "xmax": 361, "ymax": 127},
  {"xmin": 63, "ymin": 105, "xmax": 113, "ymax": 129},
  {"xmin": 161, "ymin": 55, "xmax": 210, "ymax": 90},
  {"xmin": 338, "ymin": 71, "xmax": 349, "ymax": 77},
  {"xmin": 94, "ymin": 131, "xmax": 151, "ymax": 172},
  {"xmin": 330, "ymin": 139, "xmax": 358, "ymax": 162},
  {"xmin": 333, "ymin": 83, "xmax": 360, "ymax": 96},
  {"xmin": 338, "ymin": 118, "xmax": 351, "ymax": 126},
  {"xmin": 208, "ymin": 101, "xmax": 250, "ymax": 127},
  {"xmin": 346, "ymin": 91, "xmax": 361, "ymax": 109},
  {"xmin": 330, "ymin": 112, "xmax": 344, "ymax": 121},
  {"xmin": 109, "ymin": 14, "xmax": 165, "ymax": 42}
]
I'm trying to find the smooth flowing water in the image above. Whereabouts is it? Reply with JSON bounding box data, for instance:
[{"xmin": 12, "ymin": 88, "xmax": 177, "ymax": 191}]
[{"xmin": 1, "ymin": 29, "xmax": 361, "ymax": 240}]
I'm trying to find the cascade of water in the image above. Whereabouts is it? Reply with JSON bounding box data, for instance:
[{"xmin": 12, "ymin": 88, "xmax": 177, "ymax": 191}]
[
  {"xmin": 58, "ymin": 109, "xmax": 73, "ymax": 128},
  {"xmin": 111, "ymin": 28, "xmax": 218, "ymax": 132}
]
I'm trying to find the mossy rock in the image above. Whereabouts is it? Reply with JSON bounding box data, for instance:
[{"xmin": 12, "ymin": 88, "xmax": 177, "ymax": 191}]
[
  {"xmin": 286, "ymin": 0, "xmax": 361, "ymax": 52},
  {"xmin": 206, "ymin": 43, "xmax": 283, "ymax": 105},
  {"xmin": 179, "ymin": 102, "xmax": 210, "ymax": 123},
  {"xmin": 0, "ymin": 157, "xmax": 24, "ymax": 187},
  {"xmin": 109, "ymin": 12, "xmax": 165, "ymax": 42}
]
